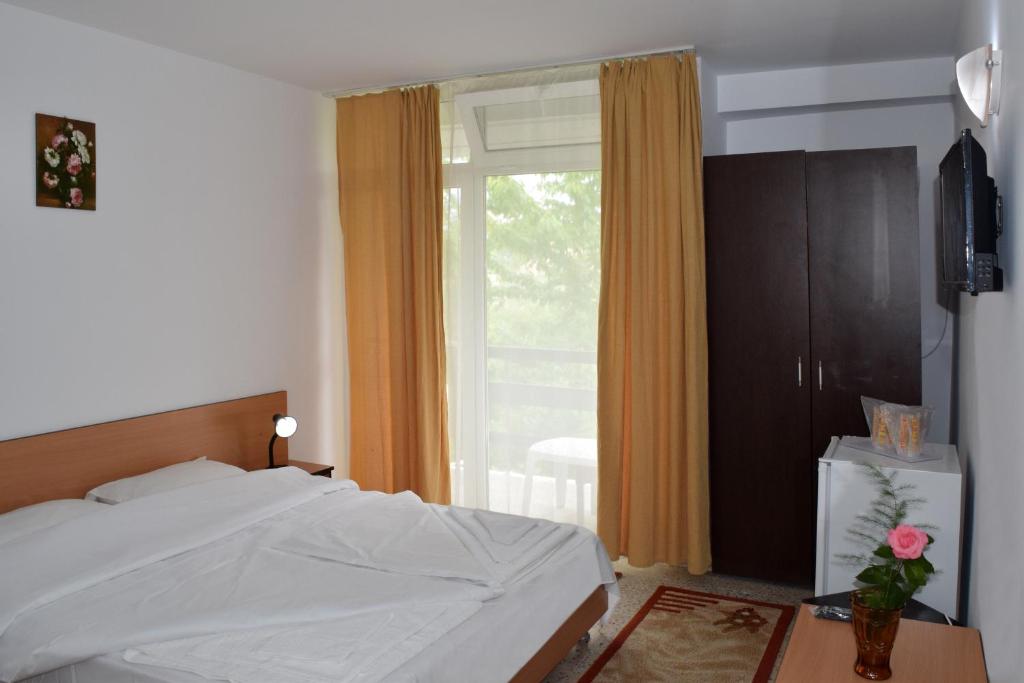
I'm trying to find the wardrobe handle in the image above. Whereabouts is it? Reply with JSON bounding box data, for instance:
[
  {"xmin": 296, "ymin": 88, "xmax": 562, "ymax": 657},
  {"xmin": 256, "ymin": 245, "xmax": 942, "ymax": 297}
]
[
  {"xmin": 818, "ymin": 361, "xmax": 823, "ymax": 391},
  {"xmin": 797, "ymin": 356, "xmax": 803, "ymax": 387}
]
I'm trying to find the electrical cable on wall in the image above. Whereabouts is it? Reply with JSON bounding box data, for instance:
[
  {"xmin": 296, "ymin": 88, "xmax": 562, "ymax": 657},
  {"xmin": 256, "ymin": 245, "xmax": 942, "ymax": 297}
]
[{"xmin": 921, "ymin": 288, "xmax": 953, "ymax": 360}]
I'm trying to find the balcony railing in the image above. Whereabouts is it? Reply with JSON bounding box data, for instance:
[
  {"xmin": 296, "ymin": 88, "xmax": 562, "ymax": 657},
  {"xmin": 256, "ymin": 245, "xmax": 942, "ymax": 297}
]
[
  {"xmin": 484, "ymin": 344, "xmax": 596, "ymax": 460},
  {"xmin": 484, "ymin": 345, "xmax": 597, "ymax": 526}
]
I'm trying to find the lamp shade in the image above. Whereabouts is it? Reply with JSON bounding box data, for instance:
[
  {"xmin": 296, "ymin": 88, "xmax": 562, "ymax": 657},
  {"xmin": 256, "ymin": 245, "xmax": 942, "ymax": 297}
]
[
  {"xmin": 956, "ymin": 44, "xmax": 1003, "ymax": 127},
  {"xmin": 273, "ymin": 414, "xmax": 298, "ymax": 438}
]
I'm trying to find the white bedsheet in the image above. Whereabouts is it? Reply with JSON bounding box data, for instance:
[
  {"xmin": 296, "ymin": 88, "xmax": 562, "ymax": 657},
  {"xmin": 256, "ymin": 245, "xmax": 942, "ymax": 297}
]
[
  {"xmin": 0, "ymin": 467, "xmax": 351, "ymax": 638},
  {"xmin": 124, "ymin": 601, "xmax": 483, "ymax": 683},
  {"xmin": 441, "ymin": 507, "xmax": 579, "ymax": 583},
  {"xmin": 273, "ymin": 491, "xmax": 498, "ymax": 587},
  {"xmin": 388, "ymin": 506, "xmax": 619, "ymax": 683},
  {"xmin": 26, "ymin": 532, "xmax": 617, "ymax": 683},
  {"xmin": 3, "ymin": 468, "xmax": 616, "ymax": 683}
]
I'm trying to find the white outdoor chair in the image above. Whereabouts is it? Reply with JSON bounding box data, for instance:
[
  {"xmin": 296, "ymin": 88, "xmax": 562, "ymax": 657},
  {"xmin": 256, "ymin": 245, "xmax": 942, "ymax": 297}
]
[{"xmin": 521, "ymin": 437, "xmax": 597, "ymax": 524}]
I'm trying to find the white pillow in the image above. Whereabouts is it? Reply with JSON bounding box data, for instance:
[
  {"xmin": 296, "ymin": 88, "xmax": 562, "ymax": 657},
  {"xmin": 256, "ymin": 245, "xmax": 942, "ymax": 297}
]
[
  {"xmin": 85, "ymin": 457, "xmax": 246, "ymax": 504},
  {"xmin": 0, "ymin": 499, "xmax": 106, "ymax": 546}
]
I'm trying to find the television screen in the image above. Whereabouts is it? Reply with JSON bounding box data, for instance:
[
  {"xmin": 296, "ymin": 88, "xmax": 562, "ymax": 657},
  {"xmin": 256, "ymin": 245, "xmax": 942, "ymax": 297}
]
[
  {"xmin": 939, "ymin": 142, "xmax": 968, "ymax": 286},
  {"xmin": 939, "ymin": 129, "xmax": 1002, "ymax": 294}
]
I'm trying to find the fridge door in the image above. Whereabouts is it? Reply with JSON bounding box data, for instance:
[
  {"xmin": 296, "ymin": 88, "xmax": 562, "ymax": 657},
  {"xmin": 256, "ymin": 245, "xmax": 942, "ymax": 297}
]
[{"xmin": 817, "ymin": 456, "xmax": 880, "ymax": 602}]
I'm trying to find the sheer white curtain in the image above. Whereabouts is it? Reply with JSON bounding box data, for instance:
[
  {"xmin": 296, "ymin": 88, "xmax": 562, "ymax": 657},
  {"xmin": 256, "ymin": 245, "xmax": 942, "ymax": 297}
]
[{"xmin": 440, "ymin": 65, "xmax": 601, "ymax": 530}]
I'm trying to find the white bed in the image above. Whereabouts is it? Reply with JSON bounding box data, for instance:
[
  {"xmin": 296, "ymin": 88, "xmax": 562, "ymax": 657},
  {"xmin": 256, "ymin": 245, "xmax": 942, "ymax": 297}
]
[{"xmin": 3, "ymin": 467, "xmax": 617, "ymax": 683}]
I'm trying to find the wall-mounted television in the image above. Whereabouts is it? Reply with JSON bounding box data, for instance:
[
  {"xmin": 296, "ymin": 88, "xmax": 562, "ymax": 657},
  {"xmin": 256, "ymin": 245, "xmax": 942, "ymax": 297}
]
[{"xmin": 939, "ymin": 129, "xmax": 1003, "ymax": 295}]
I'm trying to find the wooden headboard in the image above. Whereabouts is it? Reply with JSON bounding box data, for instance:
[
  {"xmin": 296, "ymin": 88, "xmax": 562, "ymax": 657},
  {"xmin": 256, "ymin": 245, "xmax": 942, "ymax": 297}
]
[{"xmin": 0, "ymin": 392, "xmax": 288, "ymax": 513}]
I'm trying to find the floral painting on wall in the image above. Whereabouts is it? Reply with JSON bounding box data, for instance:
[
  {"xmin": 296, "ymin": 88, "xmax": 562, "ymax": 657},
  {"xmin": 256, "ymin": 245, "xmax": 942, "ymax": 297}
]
[{"xmin": 35, "ymin": 113, "xmax": 96, "ymax": 210}]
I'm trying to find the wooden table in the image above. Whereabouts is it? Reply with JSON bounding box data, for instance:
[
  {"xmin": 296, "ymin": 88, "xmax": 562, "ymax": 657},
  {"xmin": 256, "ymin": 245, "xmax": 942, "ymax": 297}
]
[{"xmin": 776, "ymin": 605, "xmax": 987, "ymax": 682}]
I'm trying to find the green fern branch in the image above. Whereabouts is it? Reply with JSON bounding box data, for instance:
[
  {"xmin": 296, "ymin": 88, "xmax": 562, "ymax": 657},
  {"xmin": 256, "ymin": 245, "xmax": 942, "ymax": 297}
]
[
  {"xmin": 843, "ymin": 464, "xmax": 931, "ymax": 554},
  {"xmin": 838, "ymin": 464, "xmax": 940, "ymax": 609}
]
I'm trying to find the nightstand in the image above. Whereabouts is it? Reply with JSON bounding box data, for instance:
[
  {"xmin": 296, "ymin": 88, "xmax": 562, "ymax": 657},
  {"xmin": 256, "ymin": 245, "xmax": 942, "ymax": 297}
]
[{"xmin": 288, "ymin": 460, "xmax": 334, "ymax": 478}]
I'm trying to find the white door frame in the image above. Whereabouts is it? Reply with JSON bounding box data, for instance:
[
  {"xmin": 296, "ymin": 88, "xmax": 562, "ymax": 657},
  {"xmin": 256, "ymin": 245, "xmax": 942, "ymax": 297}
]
[{"xmin": 443, "ymin": 79, "xmax": 600, "ymax": 510}]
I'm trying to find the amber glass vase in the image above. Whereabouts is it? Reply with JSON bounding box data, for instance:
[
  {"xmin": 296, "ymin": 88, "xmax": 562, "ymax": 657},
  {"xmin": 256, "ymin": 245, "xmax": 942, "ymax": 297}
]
[{"xmin": 850, "ymin": 591, "xmax": 903, "ymax": 680}]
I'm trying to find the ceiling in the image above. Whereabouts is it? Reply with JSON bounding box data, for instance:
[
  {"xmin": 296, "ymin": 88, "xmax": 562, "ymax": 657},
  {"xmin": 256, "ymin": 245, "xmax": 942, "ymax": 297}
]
[{"xmin": 2, "ymin": 0, "xmax": 964, "ymax": 92}]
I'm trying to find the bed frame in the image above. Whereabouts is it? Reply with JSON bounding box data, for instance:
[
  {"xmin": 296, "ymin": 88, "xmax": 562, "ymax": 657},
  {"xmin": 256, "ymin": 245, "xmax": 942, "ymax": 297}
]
[
  {"xmin": 511, "ymin": 584, "xmax": 608, "ymax": 682},
  {"xmin": 0, "ymin": 391, "xmax": 606, "ymax": 682}
]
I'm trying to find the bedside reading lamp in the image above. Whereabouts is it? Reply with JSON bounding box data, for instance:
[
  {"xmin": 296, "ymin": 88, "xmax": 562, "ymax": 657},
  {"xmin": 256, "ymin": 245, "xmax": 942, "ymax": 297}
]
[{"xmin": 268, "ymin": 414, "xmax": 297, "ymax": 469}]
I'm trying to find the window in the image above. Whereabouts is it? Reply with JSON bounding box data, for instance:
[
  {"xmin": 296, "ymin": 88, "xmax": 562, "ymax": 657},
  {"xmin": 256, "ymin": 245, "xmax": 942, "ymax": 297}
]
[{"xmin": 442, "ymin": 74, "xmax": 601, "ymax": 530}]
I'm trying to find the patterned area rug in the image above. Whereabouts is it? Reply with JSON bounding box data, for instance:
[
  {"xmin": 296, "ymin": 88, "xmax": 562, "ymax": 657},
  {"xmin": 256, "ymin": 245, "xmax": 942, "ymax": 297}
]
[{"xmin": 578, "ymin": 586, "xmax": 795, "ymax": 682}]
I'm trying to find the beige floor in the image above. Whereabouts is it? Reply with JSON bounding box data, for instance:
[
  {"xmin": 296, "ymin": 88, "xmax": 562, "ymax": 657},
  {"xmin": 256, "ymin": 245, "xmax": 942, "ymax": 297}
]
[{"xmin": 543, "ymin": 560, "xmax": 812, "ymax": 682}]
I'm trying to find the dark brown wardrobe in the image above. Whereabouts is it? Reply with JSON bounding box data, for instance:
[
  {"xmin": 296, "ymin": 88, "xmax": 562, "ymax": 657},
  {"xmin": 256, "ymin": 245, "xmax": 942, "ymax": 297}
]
[{"xmin": 704, "ymin": 147, "xmax": 922, "ymax": 585}]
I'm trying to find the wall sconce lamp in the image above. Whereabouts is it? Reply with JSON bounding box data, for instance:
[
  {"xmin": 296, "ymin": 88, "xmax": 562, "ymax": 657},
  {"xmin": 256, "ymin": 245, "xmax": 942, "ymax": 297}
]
[
  {"xmin": 268, "ymin": 413, "xmax": 298, "ymax": 468},
  {"xmin": 957, "ymin": 44, "xmax": 1003, "ymax": 127}
]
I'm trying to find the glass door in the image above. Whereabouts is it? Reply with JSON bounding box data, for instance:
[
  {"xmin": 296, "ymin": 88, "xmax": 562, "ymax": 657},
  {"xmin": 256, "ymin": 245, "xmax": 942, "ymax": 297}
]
[
  {"xmin": 441, "ymin": 75, "xmax": 601, "ymax": 530},
  {"xmin": 484, "ymin": 172, "xmax": 600, "ymax": 529}
]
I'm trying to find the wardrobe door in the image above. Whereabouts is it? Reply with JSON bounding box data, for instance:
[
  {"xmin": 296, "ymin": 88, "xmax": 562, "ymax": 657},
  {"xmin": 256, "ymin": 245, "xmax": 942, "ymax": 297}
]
[
  {"xmin": 705, "ymin": 151, "xmax": 815, "ymax": 584},
  {"xmin": 806, "ymin": 147, "xmax": 921, "ymax": 458}
]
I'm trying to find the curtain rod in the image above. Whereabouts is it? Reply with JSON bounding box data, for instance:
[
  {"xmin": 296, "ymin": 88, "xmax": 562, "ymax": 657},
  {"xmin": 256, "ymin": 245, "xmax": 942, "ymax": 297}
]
[{"xmin": 323, "ymin": 44, "xmax": 695, "ymax": 99}]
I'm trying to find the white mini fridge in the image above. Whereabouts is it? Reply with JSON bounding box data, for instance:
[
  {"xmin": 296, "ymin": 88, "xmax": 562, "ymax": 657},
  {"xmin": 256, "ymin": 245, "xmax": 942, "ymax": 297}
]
[{"xmin": 815, "ymin": 436, "xmax": 963, "ymax": 618}]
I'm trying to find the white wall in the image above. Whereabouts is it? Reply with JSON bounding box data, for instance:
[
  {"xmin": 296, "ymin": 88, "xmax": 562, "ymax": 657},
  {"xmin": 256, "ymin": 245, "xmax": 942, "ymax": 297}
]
[
  {"xmin": 952, "ymin": 0, "xmax": 1024, "ymax": 680},
  {"xmin": 718, "ymin": 57, "xmax": 956, "ymax": 113},
  {"xmin": 0, "ymin": 4, "xmax": 347, "ymax": 472},
  {"xmin": 706, "ymin": 60, "xmax": 956, "ymax": 442}
]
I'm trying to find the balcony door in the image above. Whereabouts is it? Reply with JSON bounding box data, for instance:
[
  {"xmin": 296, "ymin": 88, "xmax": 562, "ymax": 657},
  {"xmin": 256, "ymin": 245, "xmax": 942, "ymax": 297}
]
[{"xmin": 442, "ymin": 76, "xmax": 601, "ymax": 530}]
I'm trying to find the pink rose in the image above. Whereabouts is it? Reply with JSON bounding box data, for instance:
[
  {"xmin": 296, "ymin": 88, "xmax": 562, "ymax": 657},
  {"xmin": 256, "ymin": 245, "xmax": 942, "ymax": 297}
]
[
  {"xmin": 51, "ymin": 133, "xmax": 68, "ymax": 148},
  {"xmin": 69, "ymin": 188, "xmax": 84, "ymax": 207},
  {"xmin": 887, "ymin": 524, "xmax": 928, "ymax": 560},
  {"xmin": 66, "ymin": 153, "xmax": 82, "ymax": 176},
  {"xmin": 42, "ymin": 172, "xmax": 59, "ymax": 189}
]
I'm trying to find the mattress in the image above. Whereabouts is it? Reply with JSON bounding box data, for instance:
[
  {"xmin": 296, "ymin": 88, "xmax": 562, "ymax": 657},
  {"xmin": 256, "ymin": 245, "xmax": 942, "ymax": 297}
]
[{"xmin": 15, "ymin": 471, "xmax": 616, "ymax": 683}]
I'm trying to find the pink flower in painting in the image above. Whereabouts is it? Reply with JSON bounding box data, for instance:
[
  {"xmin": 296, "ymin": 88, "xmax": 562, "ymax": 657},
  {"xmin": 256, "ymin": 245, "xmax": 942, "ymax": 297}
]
[
  {"xmin": 66, "ymin": 153, "xmax": 82, "ymax": 176},
  {"xmin": 69, "ymin": 188, "xmax": 84, "ymax": 207},
  {"xmin": 51, "ymin": 133, "xmax": 68, "ymax": 148},
  {"xmin": 42, "ymin": 172, "xmax": 59, "ymax": 189},
  {"xmin": 887, "ymin": 524, "xmax": 928, "ymax": 560}
]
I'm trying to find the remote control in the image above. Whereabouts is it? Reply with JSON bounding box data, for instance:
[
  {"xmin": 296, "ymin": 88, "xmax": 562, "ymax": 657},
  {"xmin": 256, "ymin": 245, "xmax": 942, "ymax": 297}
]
[{"xmin": 813, "ymin": 605, "xmax": 853, "ymax": 622}]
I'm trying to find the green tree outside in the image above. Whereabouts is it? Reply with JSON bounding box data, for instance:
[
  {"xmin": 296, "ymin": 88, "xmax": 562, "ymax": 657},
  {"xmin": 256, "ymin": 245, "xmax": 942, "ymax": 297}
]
[{"xmin": 484, "ymin": 171, "xmax": 601, "ymax": 470}]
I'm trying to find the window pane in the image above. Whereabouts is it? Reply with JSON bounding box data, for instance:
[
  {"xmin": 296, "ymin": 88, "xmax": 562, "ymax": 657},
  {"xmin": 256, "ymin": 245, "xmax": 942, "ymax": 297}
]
[
  {"xmin": 485, "ymin": 172, "xmax": 600, "ymax": 530},
  {"xmin": 440, "ymin": 101, "xmax": 471, "ymax": 164},
  {"xmin": 475, "ymin": 95, "xmax": 600, "ymax": 151}
]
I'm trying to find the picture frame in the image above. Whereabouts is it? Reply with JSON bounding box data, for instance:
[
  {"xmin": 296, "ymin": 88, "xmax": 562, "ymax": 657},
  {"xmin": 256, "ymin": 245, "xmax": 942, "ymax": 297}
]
[{"xmin": 35, "ymin": 113, "xmax": 96, "ymax": 211}]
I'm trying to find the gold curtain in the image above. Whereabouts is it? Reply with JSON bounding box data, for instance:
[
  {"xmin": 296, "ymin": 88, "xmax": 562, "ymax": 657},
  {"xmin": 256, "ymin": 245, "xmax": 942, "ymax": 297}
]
[
  {"xmin": 596, "ymin": 53, "xmax": 710, "ymax": 572},
  {"xmin": 336, "ymin": 86, "xmax": 451, "ymax": 504}
]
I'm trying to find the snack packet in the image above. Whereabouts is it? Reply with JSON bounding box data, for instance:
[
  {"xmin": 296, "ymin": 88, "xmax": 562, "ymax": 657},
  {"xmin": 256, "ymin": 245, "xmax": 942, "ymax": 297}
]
[
  {"xmin": 893, "ymin": 408, "xmax": 930, "ymax": 457},
  {"xmin": 872, "ymin": 404, "xmax": 893, "ymax": 450},
  {"xmin": 861, "ymin": 396, "xmax": 933, "ymax": 459}
]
